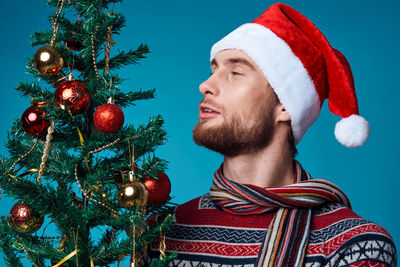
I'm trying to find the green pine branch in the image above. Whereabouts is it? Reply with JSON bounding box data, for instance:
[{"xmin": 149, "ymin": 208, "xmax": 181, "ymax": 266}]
[
  {"xmin": 15, "ymin": 81, "xmax": 53, "ymax": 100},
  {"xmin": 97, "ymin": 45, "xmax": 151, "ymax": 70}
]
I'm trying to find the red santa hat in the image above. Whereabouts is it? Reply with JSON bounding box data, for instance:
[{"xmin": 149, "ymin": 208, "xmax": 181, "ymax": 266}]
[{"xmin": 210, "ymin": 3, "xmax": 369, "ymax": 148}]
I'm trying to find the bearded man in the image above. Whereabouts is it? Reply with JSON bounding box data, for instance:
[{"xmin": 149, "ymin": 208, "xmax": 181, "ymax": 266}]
[{"xmin": 146, "ymin": 3, "xmax": 396, "ymax": 267}]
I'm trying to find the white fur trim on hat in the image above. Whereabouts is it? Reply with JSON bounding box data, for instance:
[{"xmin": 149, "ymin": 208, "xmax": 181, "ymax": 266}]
[
  {"xmin": 334, "ymin": 114, "xmax": 369, "ymax": 148},
  {"xmin": 210, "ymin": 23, "xmax": 321, "ymax": 144}
]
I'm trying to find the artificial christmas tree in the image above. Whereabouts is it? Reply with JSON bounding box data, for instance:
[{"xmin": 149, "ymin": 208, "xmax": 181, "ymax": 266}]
[{"xmin": 0, "ymin": 0, "xmax": 175, "ymax": 266}]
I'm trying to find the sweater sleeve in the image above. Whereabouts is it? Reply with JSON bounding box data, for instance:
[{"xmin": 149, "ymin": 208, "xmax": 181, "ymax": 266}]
[{"xmin": 324, "ymin": 222, "xmax": 397, "ymax": 267}]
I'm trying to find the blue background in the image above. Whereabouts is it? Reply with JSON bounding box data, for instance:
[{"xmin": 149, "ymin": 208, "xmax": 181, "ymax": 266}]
[{"xmin": 0, "ymin": 0, "xmax": 398, "ymax": 265}]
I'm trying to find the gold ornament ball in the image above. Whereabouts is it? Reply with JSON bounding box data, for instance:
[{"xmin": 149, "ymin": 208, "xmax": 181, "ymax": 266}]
[
  {"xmin": 33, "ymin": 45, "xmax": 64, "ymax": 75},
  {"xmin": 9, "ymin": 201, "xmax": 44, "ymax": 234},
  {"xmin": 118, "ymin": 181, "xmax": 148, "ymax": 209}
]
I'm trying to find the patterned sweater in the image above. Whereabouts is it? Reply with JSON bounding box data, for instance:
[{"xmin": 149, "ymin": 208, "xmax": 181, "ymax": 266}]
[{"xmin": 146, "ymin": 193, "xmax": 396, "ymax": 267}]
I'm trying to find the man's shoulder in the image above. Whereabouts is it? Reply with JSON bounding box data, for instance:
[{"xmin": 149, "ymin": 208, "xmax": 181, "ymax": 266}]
[
  {"xmin": 176, "ymin": 193, "xmax": 216, "ymax": 211},
  {"xmin": 308, "ymin": 202, "xmax": 397, "ymax": 266},
  {"xmin": 311, "ymin": 202, "xmax": 393, "ymax": 238},
  {"xmin": 173, "ymin": 193, "xmax": 225, "ymax": 225}
]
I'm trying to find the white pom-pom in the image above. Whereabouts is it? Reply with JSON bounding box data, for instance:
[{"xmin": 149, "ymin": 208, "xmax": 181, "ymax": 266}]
[{"xmin": 334, "ymin": 114, "xmax": 369, "ymax": 148}]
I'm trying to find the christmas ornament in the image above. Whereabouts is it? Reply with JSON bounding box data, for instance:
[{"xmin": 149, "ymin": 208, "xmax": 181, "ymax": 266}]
[
  {"xmin": 144, "ymin": 172, "xmax": 171, "ymax": 205},
  {"xmin": 21, "ymin": 106, "xmax": 50, "ymax": 136},
  {"xmin": 118, "ymin": 171, "xmax": 148, "ymax": 209},
  {"xmin": 37, "ymin": 121, "xmax": 54, "ymax": 183},
  {"xmin": 55, "ymin": 79, "xmax": 90, "ymax": 114},
  {"xmin": 112, "ymin": 171, "xmax": 124, "ymax": 185},
  {"xmin": 33, "ymin": 45, "xmax": 64, "ymax": 75},
  {"xmin": 93, "ymin": 98, "xmax": 124, "ymax": 134},
  {"xmin": 66, "ymin": 20, "xmax": 83, "ymax": 51},
  {"xmin": 66, "ymin": 38, "xmax": 83, "ymax": 51},
  {"xmin": 9, "ymin": 201, "xmax": 44, "ymax": 234}
]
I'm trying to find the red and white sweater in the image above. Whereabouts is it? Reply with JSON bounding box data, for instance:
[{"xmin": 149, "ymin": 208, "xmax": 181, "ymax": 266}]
[{"xmin": 146, "ymin": 193, "xmax": 396, "ymax": 266}]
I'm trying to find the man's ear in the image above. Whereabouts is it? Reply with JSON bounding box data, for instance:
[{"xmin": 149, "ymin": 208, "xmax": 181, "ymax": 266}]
[{"xmin": 275, "ymin": 103, "xmax": 291, "ymax": 123}]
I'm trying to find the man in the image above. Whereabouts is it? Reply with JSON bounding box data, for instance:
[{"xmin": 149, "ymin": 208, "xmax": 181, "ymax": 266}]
[{"xmin": 146, "ymin": 3, "xmax": 396, "ymax": 267}]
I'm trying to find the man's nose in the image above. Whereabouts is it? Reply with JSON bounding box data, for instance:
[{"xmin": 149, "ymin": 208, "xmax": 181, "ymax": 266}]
[{"xmin": 199, "ymin": 75, "xmax": 219, "ymax": 96}]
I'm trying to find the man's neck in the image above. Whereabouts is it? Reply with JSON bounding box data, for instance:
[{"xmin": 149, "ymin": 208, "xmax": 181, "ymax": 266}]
[{"xmin": 222, "ymin": 139, "xmax": 295, "ymax": 188}]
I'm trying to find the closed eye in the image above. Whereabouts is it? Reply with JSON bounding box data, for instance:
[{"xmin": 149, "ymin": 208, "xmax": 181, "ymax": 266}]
[{"xmin": 231, "ymin": 71, "xmax": 242, "ymax": 75}]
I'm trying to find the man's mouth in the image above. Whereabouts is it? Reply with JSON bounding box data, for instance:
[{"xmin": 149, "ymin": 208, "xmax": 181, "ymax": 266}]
[{"xmin": 199, "ymin": 104, "xmax": 221, "ymax": 119}]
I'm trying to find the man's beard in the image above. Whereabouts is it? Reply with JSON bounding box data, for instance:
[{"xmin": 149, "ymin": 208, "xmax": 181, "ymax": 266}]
[{"xmin": 192, "ymin": 101, "xmax": 275, "ymax": 157}]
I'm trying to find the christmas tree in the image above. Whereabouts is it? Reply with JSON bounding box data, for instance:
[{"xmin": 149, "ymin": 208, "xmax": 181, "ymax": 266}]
[{"xmin": 0, "ymin": 0, "xmax": 175, "ymax": 266}]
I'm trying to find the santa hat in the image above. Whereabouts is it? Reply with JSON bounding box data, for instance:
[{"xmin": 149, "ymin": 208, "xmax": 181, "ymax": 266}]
[{"xmin": 210, "ymin": 3, "xmax": 369, "ymax": 148}]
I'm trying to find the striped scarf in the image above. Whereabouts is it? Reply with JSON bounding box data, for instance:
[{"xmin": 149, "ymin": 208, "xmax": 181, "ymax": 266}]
[{"xmin": 209, "ymin": 161, "xmax": 350, "ymax": 267}]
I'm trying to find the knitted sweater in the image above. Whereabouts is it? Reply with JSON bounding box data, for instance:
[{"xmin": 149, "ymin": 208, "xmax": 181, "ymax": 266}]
[{"xmin": 146, "ymin": 193, "xmax": 396, "ymax": 267}]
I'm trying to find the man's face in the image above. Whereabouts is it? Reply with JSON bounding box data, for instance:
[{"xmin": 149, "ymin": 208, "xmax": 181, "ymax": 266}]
[{"xmin": 193, "ymin": 49, "xmax": 279, "ymax": 157}]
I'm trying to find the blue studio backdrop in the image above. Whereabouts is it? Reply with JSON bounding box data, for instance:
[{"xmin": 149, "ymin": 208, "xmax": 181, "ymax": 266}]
[{"xmin": 0, "ymin": 0, "xmax": 398, "ymax": 265}]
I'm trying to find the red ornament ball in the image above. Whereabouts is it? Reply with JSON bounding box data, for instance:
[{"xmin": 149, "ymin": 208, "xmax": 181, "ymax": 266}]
[
  {"xmin": 55, "ymin": 80, "xmax": 90, "ymax": 114},
  {"xmin": 93, "ymin": 103, "xmax": 124, "ymax": 134},
  {"xmin": 66, "ymin": 38, "xmax": 83, "ymax": 51},
  {"xmin": 144, "ymin": 172, "xmax": 171, "ymax": 205},
  {"xmin": 21, "ymin": 106, "xmax": 50, "ymax": 136},
  {"xmin": 9, "ymin": 201, "xmax": 44, "ymax": 233}
]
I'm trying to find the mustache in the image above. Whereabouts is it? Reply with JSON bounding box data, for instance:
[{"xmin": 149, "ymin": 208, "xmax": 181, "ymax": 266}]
[{"xmin": 199, "ymin": 99, "xmax": 222, "ymax": 111}]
